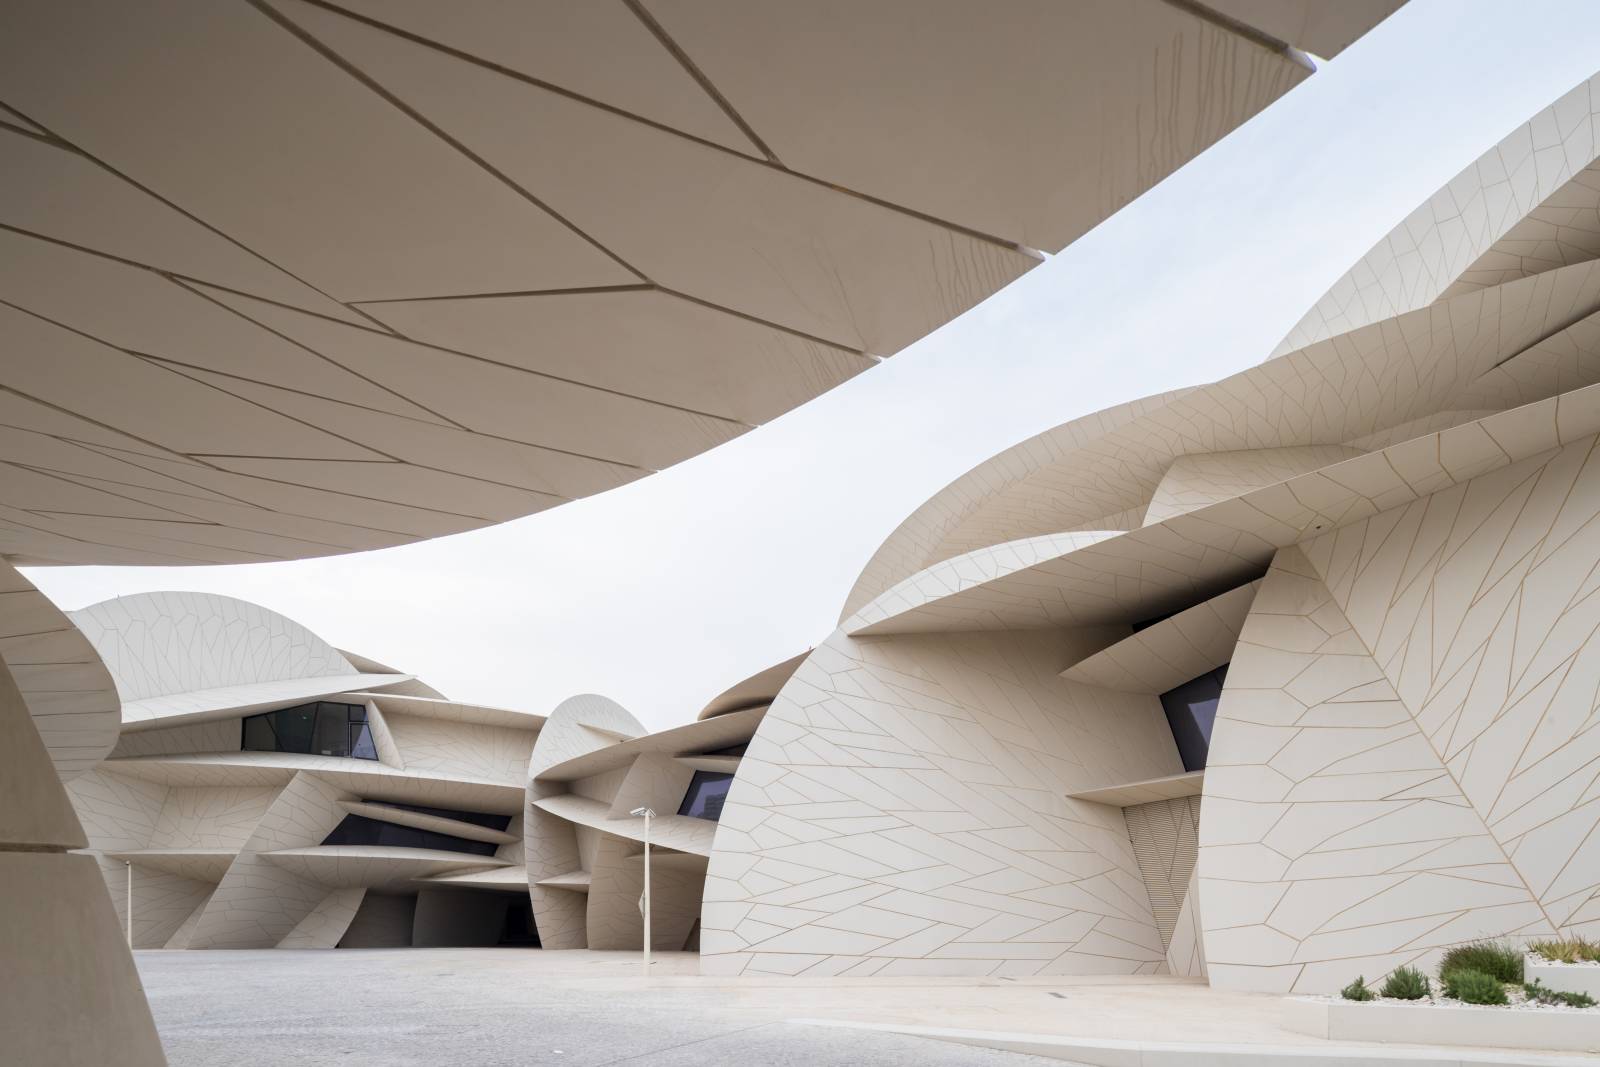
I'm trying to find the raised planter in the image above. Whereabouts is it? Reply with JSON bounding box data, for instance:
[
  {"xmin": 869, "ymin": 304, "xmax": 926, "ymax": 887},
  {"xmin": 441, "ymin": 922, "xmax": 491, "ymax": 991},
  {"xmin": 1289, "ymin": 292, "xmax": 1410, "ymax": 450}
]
[
  {"xmin": 1283, "ymin": 997, "xmax": 1600, "ymax": 1053},
  {"xmin": 1529, "ymin": 957, "xmax": 1600, "ymax": 999}
]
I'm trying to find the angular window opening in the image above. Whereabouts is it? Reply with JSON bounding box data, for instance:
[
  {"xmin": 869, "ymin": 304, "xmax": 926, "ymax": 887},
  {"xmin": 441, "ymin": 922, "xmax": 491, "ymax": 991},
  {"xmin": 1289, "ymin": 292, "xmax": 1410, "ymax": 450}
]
[
  {"xmin": 677, "ymin": 770, "xmax": 734, "ymax": 822},
  {"xmin": 241, "ymin": 700, "xmax": 376, "ymax": 760},
  {"xmin": 1159, "ymin": 665, "xmax": 1227, "ymax": 772},
  {"xmin": 320, "ymin": 813, "xmax": 499, "ymax": 856}
]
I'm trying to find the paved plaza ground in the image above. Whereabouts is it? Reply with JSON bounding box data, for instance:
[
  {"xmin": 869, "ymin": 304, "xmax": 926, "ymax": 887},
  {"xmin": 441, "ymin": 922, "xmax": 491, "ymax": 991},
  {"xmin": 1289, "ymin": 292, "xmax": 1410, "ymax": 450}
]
[{"xmin": 131, "ymin": 949, "xmax": 1595, "ymax": 1066}]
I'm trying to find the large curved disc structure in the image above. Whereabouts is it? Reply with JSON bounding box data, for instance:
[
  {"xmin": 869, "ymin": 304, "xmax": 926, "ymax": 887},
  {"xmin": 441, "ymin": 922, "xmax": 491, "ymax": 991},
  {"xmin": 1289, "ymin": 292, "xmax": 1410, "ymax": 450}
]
[{"xmin": 0, "ymin": 0, "xmax": 1397, "ymax": 567}]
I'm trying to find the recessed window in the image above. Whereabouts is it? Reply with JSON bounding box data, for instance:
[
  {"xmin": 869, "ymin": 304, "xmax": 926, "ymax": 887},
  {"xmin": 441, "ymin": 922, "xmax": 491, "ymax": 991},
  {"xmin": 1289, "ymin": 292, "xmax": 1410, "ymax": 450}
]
[
  {"xmin": 677, "ymin": 771, "xmax": 735, "ymax": 822},
  {"xmin": 241, "ymin": 701, "xmax": 376, "ymax": 761},
  {"xmin": 1159, "ymin": 665, "xmax": 1227, "ymax": 772},
  {"xmin": 320, "ymin": 813, "xmax": 498, "ymax": 856}
]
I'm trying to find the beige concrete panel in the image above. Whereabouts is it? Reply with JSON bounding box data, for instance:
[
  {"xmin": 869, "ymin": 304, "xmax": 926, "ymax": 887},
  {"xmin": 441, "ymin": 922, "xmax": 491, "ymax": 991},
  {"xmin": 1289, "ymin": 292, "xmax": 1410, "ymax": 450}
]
[
  {"xmin": 0, "ymin": 304, "xmax": 382, "ymax": 461},
  {"xmin": 338, "ymin": 891, "xmax": 415, "ymax": 948},
  {"xmin": 150, "ymin": 786, "xmax": 280, "ymax": 850},
  {"xmin": 381, "ymin": 711, "xmax": 535, "ymax": 786},
  {"xmin": 116, "ymin": 862, "xmax": 217, "ymax": 949},
  {"xmin": 537, "ymin": 705, "xmax": 763, "ymax": 782},
  {"xmin": 1302, "ymin": 431, "xmax": 1600, "ymax": 937},
  {"xmin": 186, "ymin": 771, "xmax": 351, "ymax": 949},
  {"xmin": 1123, "ymin": 796, "xmax": 1202, "ymax": 951},
  {"xmin": 165, "ymin": 891, "xmax": 212, "ymax": 950},
  {"xmin": 191, "ymin": 287, "xmax": 712, "ymax": 479},
  {"xmin": 0, "ymin": 852, "xmax": 165, "ymax": 1067},
  {"xmin": 118, "ymin": 674, "xmax": 408, "ymax": 731},
  {"xmin": 67, "ymin": 768, "xmax": 168, "ymax": 853},
  {"xmin": 606, "ymin": 752, "xmax": 696, "ymax": 821},
  {"xmin": 70, "ymin": 591, "xmax": 354, "ymax": 705},
  {"xmin": 587, "ymin": 832, "xmax": 706, "ymax": 952},
  {"xmin": 1143, "ymin": 447, "xmax": 1366, "ymax": 526},
  {"xmin": 530, "ymin": 695, "xmax": 647, "ymax": 778},
  {"xmin": 328, "ymin": 0, "xmax": 757, "ymax": 152},
  {"xmin": 361, "ymin": 289, "xmax": 872, "ymax": 426},
  {"xmin": 0, "ymin": 651, "xmax": 87, "ymax": 849},
  {"xmin": 353, "ymin": 691, "xmax": 545, "ymax": 730},
  {"xmin": 1205, "ymin": 0, "xmax": 1404, "ymax": 56},
  {"xmin": 111, "ymin": 719, "xmax": 242, "ymax": 758},
  {"xmin": 648, "ymin": 0, "xmax": 1310, "ymax": 253},
  {"xmin": 277, "ymin": 0, "xmax": 1039, "ymax": 356},
  {"xmin": 1275, "ymin": 74, "xmax": 1600, "ymax": 355},
  {"xmin": 428, "ymin": 866, "xmax": 529, "ymax": 892},
  {"xmin": 107, "ymin": 849, "xmax": 237, "ymax": 884},
  {"xmin": 699, "ymin": 652, "xmax": 809, "ymax": 720},
  {"xmin": 525, "ymin": 780, "xmax": 588, "ymax": 950},
  {"xmin": 1062, "ymin": 582, "xmax": 1262, "ymax": 693},
  {"xmin": 1449, "ymin": 159, "xmax": 1600, "ymax": 296},
  {"xmin": 0, "ymin": 562, "xmax": 120, "ymax": 779},
  {"xmin": 0, "ymin": 0, "xmax": 632, "ymax": 301},
  {"xmin": 276, "ymin": 887, "xmax": 367, "ymax": 949},
  {"xmin": 1068, "ymin": 772, "xmax": 1205, "ymax": 808},
  {"xmin": 364, "ymin": 701, "xmax": 404, "ymax": 771},
  {"xmin": 102, "ymin": 753, "xmax": 525, "ymax": 813},
  {"xmin": 1165, "ymin": 868, "xmax": 1207, "ymax": 979},
  {"xmin": 0, "ymin": 129, "xmax": 363, "ymax": 324},
  {"xmin": 0, "ymin": 228, "xmax": 439, "ymax": 422},
  {"xmin": 701, "ymin": 627, "xmax": 1180, "ymax": 978},
  {"xmin": 1199, "ymin": 545, "xmax": 1551, "ymax": 994},
  {"xmin": 534, "ymin": 793, "xmax": 717, "ymax": 858},
  {"xmin": 842, "ymin": 392, "xmax": 1188, "ymax": 619}
]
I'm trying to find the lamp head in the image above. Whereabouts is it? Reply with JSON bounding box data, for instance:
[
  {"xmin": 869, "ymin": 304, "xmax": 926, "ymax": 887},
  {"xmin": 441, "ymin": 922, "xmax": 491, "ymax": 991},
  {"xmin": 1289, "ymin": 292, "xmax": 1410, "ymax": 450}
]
[{"xmin": 630, "ymin": 807, "xmax": 655, "ymax": 818}]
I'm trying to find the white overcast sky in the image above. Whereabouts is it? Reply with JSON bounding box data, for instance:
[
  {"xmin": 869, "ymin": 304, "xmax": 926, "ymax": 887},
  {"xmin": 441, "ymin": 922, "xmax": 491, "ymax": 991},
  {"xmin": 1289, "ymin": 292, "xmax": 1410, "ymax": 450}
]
[{"xmin": 27, "ymin": 0, "xmax": 1600, "ymax": 731}]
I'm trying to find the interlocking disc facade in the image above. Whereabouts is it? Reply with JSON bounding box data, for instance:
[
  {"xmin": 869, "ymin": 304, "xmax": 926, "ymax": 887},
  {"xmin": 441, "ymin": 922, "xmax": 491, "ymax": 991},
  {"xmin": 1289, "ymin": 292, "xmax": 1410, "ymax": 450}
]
[{"xmin": 0, "ymin": 3, "xmax": 1415, "ymax": 1064}]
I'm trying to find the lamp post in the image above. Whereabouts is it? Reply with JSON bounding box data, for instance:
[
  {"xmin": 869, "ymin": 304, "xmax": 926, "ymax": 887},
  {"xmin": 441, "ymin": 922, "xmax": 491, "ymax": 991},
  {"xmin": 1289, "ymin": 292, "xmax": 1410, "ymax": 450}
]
[
  {"xmin": 126, "ymin": 861, "xmax": 133, "ymax": 948},
  {"xmin": 630, "ymin": 806, "xmax": 655, "ymax": 977}
]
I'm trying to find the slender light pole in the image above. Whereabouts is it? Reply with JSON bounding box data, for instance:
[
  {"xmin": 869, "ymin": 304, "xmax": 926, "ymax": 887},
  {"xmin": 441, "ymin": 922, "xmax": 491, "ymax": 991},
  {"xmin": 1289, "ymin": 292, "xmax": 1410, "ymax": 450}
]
[
  {"xmin": 126, "ymin": 861, "xmax": 133, "ymax": 948},
  {"xmin": 630, "ymin": 807, "xmax": 655, "ymax": 977}
]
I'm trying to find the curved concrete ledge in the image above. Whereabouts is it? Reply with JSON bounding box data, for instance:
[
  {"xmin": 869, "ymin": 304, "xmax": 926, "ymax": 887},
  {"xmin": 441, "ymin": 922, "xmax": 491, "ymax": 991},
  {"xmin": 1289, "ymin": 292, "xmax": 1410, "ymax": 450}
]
[
  {"xmin": 337, "ymin": 800, "xmax": 518, "ymax": 845},
  {"xmin": 261, "ymin": 845, "xmax": 507, "ymax": 888},
  {"xmin": 105, "ymin": 848, "xmax": 237, "ymax": 883},
  {"xmin": 1061, "ymin": 580, "xmax": 1260, "ymax": 692},
  {"xmin": 846, "ymin": 383, "xmax": 1600, "ymax": 637},
  {"xmin": 1282, "ymin": 998, "xmax": 1600, "ymax": 1054},
  {"xmin": 344, "ymin": 691, "xmax": 546, "ymax": 730},
  {"xmin": 535, "ymin": 706, "xmax": 765, "ymax": 782},
  {"xmin": 1069, "ymin": 771, "xmax": 1205, "ymax": 808},
  {"xmin": 801, "ymin": 1018, "xmax": 1599, "ymax": 1065},
  {"xmin": 531, "ymin": 793, "xmax": 716, "ymax": 856}
]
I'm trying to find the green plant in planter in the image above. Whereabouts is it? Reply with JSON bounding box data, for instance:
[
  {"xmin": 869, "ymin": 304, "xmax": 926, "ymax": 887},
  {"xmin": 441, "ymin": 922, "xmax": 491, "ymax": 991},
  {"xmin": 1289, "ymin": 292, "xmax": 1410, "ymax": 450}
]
[
  {"xmin": 1339, "ymin": 977, "xmax": 1375, "ymax": 1002},
  {"xmin": 1530, "ymin": 936, "xmax": 1600, "ymax": 964},
  {"xmin": 1441, "ymin": 969, "xmax": 1508, "ymax": 1005},
  {"xmin": 1532, "ymin": 938, "xmax": 1580, "ymax": 963},
  {"xmin": 1524, "ymin": 979, "xmax": 1597, "ymax": 1008},
  {"xmin": 1378, "ymin": 966, "xmax": 1430, "ymax": 1000},
  {"xmin": 1440, "ymin": 940, "xmax": 1523, "ymax": 983}
]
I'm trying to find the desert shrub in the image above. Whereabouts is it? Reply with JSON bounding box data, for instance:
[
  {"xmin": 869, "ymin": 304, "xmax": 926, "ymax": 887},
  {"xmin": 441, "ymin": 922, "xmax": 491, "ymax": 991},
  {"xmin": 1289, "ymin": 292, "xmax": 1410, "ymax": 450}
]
[
  {"xmin": 1524, "ymin": 979, "xmax": 1597, "ymax": 1008},
  {"xmin": 1531, "ymin": 938, "xmax": 1579, "ymax": 963},
  {"xmin": 1441, "ymin": 969, "xmax": 1508, "ymax": 1005},
  {"xmin": 1339, "ymin": 976, "xmax": 1374, "ymax": 1002},
  {"xmin": 1440, "ymin": 940, "xmax": 1523, "ymax": 983},
  {"xmin": 1530, "ymin": 937, "xmax": 1600, "ymax": 964},
  {"xmin": 1379, "ymin": 966, "xmax": 1430, "ymax": 1000}
]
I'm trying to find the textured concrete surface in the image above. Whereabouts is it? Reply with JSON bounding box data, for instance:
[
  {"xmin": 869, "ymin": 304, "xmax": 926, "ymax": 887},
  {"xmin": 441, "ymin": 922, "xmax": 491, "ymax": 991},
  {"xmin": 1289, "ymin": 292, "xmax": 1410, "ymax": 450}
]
[{"xmin": 135, "ymin": 949, "xmax": 1052, "ymax": 1066}]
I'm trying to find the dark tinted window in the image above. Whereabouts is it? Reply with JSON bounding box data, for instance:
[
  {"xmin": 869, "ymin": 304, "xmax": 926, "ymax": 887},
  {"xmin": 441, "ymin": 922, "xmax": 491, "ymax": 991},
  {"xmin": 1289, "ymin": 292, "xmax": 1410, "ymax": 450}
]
[
  {"xmin": 241, "ymin": 701, "xmax": 376, "ymax": 761},
  {"xmin": 320, "ymin": 814, "xmax": 499, "ymax": 856},
  {"xmin": 1160, "ymin": 665, "xmax": 1227, "ymax": 772},
  {"xmin": 677, "ymin": 771, "xmax": 735, "ymax": 822}
]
